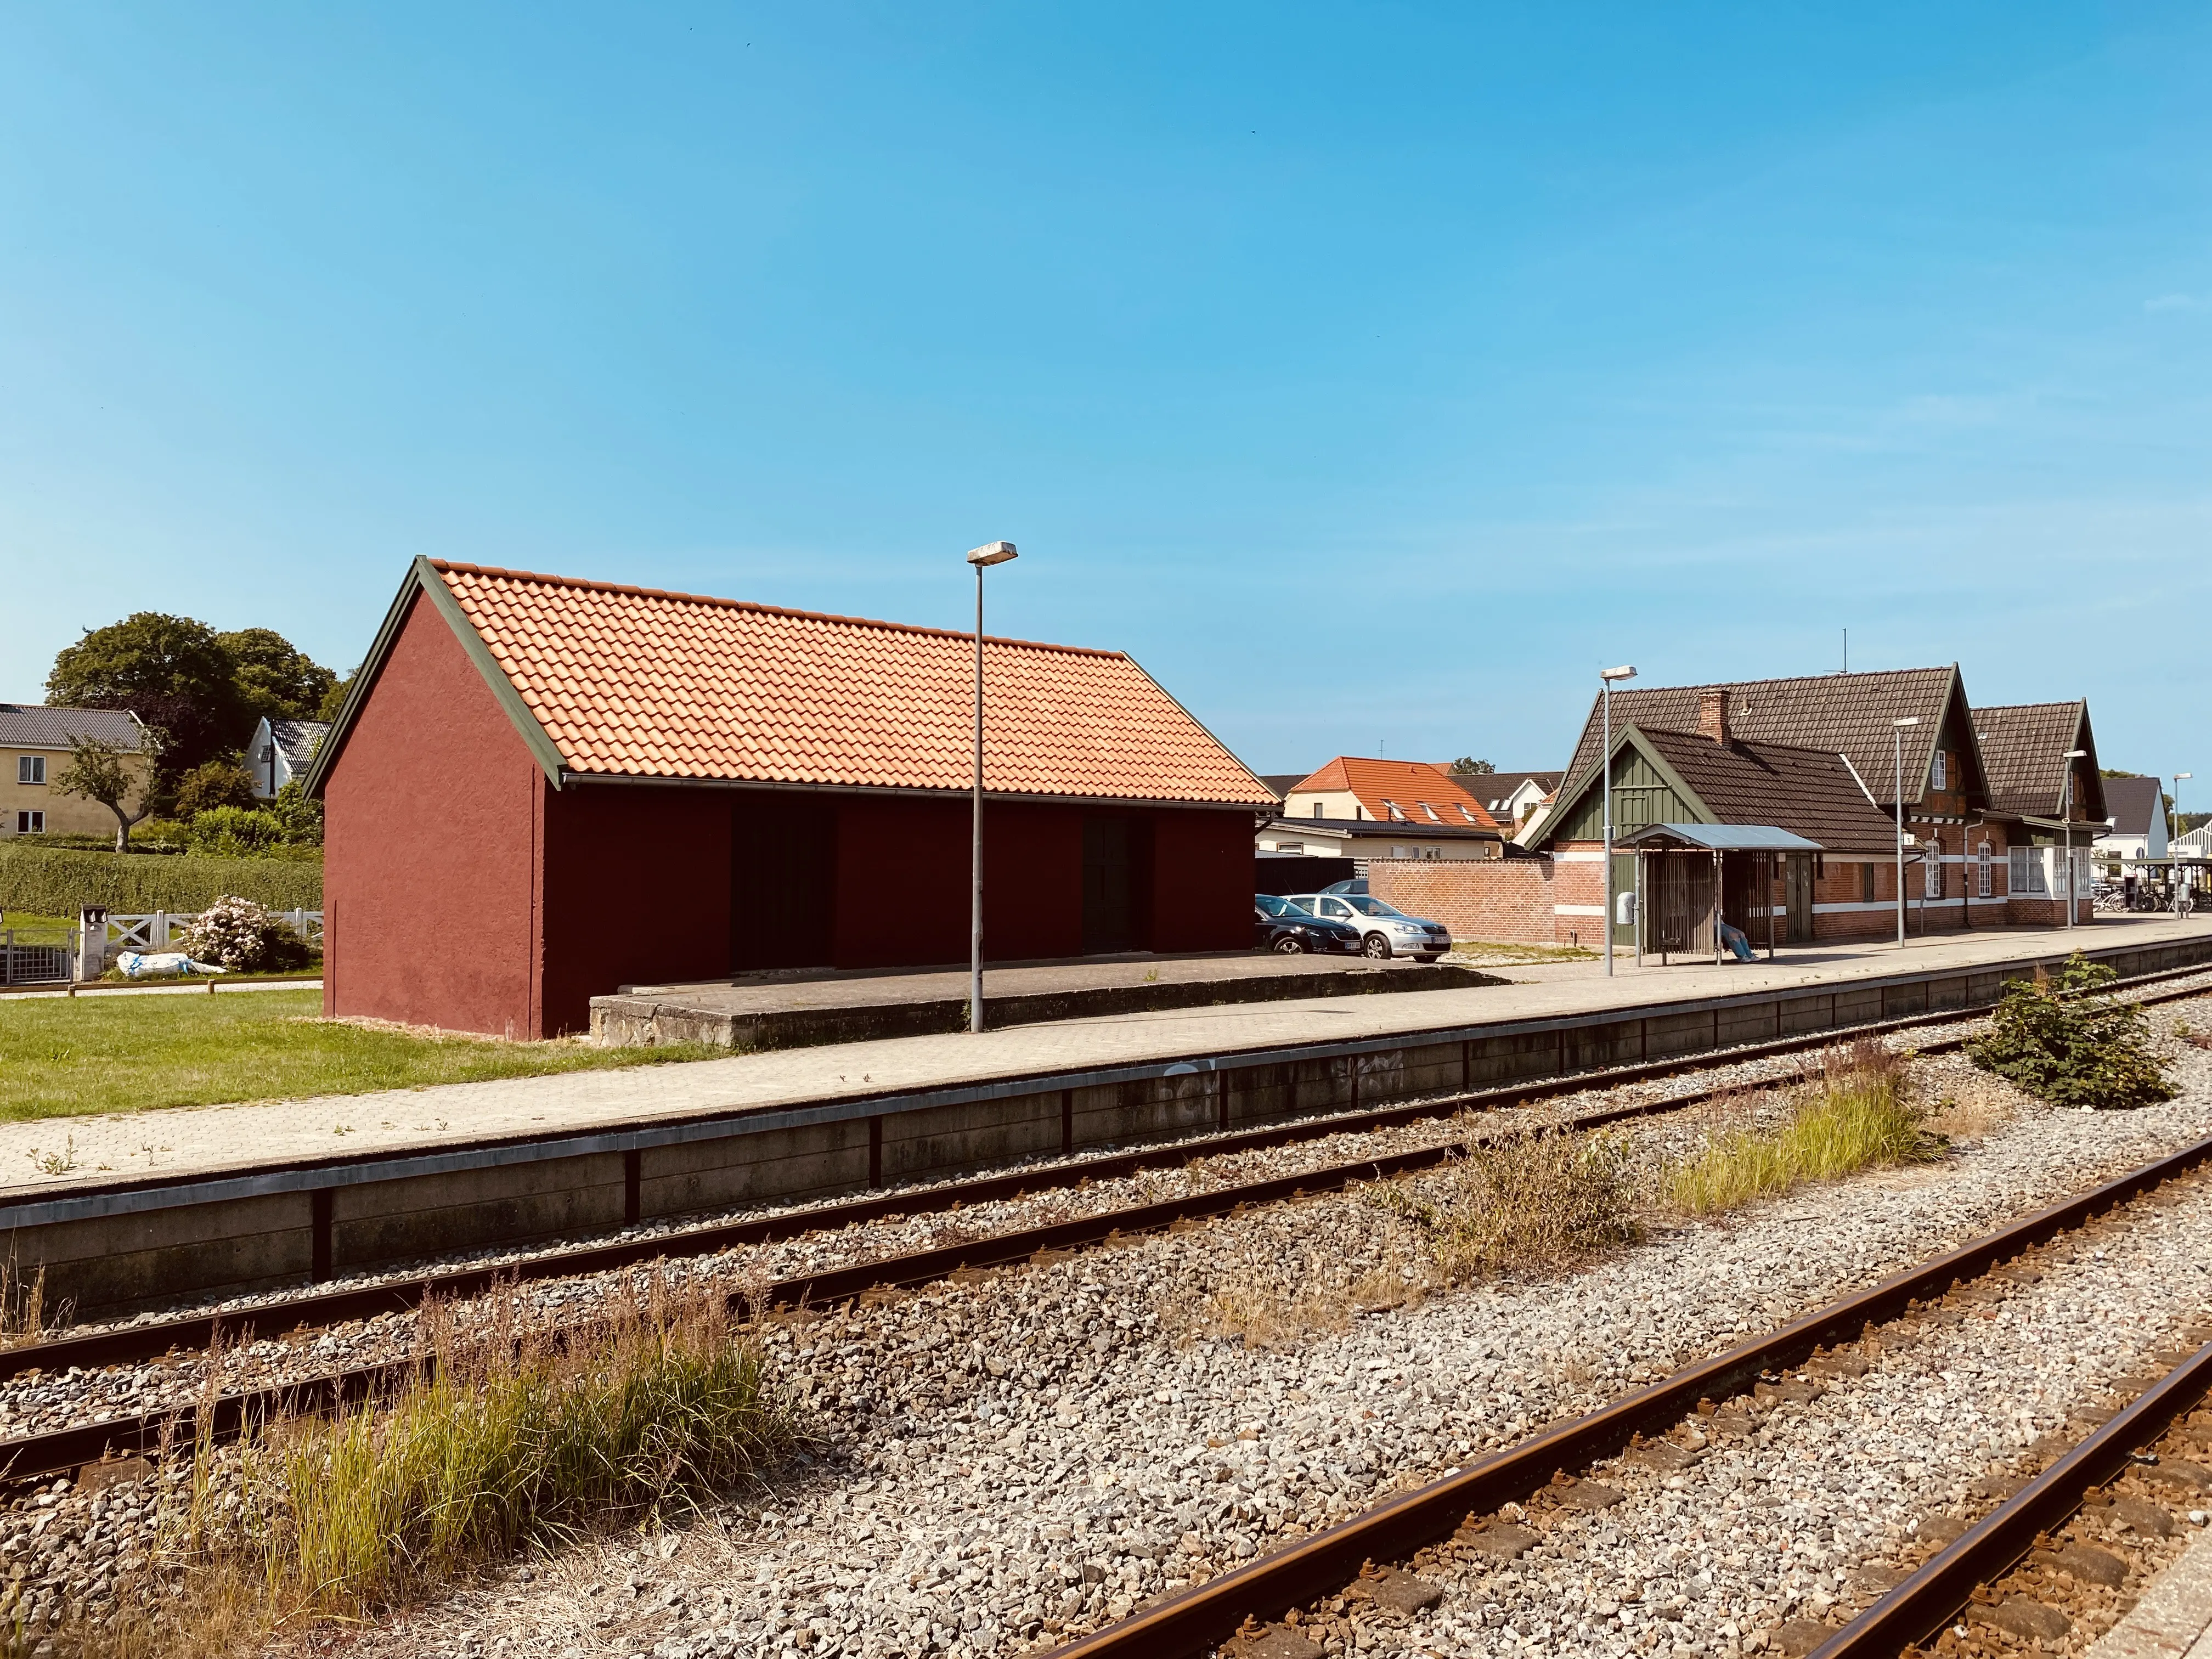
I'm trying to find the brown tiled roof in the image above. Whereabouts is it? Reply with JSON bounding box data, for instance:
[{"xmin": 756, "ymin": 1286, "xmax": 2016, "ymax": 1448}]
[
  {"xmin": 1460, "ymin": 770, "xmax": 1562, "ymax": 815},
  {"xmin": 1973, "ymin": 701, "xmax": 2102, "ymax": 820},
  {"xmin": 0, "ymin": 704, "xmax": 146, "ymax": 752},
  {"xmin": 1286, "ymin": 757, "xmax": 1500, "ymax": 828},
  {"xmin": 1632, "ymin": 726, "xmax": 1900, "ymax": 855},
  {"xmin": 429, "ymin": 562, "xmax": 1273, "ymax": 806},
  {"xmin": 1562, "ymin": 668, "xmax": 1960, "ymax": 808}
]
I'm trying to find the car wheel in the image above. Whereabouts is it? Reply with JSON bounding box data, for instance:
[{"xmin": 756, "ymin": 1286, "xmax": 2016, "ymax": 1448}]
[
  {"xmin": 1271, "ymin": 933, "xmax": 1307, "ymax": 954},
  {"xmin": 1362, "ymin": 933, "xmax": 1391, "ymax": 960}
]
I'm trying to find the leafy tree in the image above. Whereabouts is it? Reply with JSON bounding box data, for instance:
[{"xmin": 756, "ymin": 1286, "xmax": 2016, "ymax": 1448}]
[
  {"xmin": 174, "ymin": 761, "xmax": 259, "ymax": 819},
  {"xmin": 269, "ymin": 778, "xmax": 325, "ymax": 847},
  {"xmin": 218, "ymin": 628, "xmax": 339, "ymax": 723},
  {"xmin": 51, "ymin": 735, "xmax": 161, "ymax": 851},
  {"xmin": 1451, "ymin": 757, "xmax": 1496, "ymax": 775},
  {"xmin": 316, "ymin": 670, "xmax": 356, "ymax": 725},
  {"xmin": 46, "ymin": 613, "xmax": 247, "ymax": 782}
]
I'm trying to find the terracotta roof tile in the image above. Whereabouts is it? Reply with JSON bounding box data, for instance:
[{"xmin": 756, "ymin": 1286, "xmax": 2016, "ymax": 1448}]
[
  {"xmin": 1285, "ymin": 756, "xmax": 1500, "ymax": 829},
  {"xmin": 431, "ymin": 562, "xmax": 1272, "ymax": 806}
]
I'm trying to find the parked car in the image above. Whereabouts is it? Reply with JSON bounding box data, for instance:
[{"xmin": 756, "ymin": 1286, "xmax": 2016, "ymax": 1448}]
[
  {"xmin": 1255, "ymin": 894, "xmax": 1362, "ymax": 955},
  {"xmin": 1284, "ymin": 891, "xmax": 1452, "ymax": 961}
]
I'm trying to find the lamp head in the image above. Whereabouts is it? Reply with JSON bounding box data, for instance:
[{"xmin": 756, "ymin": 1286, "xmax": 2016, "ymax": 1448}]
[
  {"xmin": 2064, "ymin": 749, "xmax": 2086, "ymax": 759},
  {"xmin": 1599, "ymin": 665, "xmax": 1637, "ymax": 682},
  {"xmin": 1892, "ymin": 717, "xmax": 1920, "ymax": 729},
  {"xmin": 966, "ymin": 541, "xmax": 1018, "ymax": 567}
]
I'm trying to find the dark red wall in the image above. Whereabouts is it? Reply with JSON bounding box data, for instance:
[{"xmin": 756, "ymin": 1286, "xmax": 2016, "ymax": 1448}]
[
  {"xmin": 540, "ymin": 784, "xmax": 735, "ymax": 1035},
  {"xmin": 1150, "ymin": 809, "xmax": 1259, "ymax": 951},
  {"xmin": 324, "ymin": 595, "xmax": 546, "ymax": 1037}
]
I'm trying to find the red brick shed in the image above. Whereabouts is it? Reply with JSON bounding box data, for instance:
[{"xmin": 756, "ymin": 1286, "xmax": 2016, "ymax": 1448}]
[{"xmin": 307, "ymin": 560, "xmax": 1274, "ymax": 1037}]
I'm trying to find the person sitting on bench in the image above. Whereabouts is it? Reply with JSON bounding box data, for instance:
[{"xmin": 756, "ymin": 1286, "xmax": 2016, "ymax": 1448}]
[{"xmin": 1717, "ymin": 918, "xmax": 1756, "ymax": 962}]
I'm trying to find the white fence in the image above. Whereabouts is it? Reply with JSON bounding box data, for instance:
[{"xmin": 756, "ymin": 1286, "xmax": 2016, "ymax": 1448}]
[{"xmin": 105, "ymin": 910, "xmax": 324, "ymax": 951}]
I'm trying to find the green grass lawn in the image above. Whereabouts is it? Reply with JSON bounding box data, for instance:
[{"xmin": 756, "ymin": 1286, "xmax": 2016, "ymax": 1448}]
[{"xmin": 0, "ymin": 990, "xmax": 725, "ymax": 1123}]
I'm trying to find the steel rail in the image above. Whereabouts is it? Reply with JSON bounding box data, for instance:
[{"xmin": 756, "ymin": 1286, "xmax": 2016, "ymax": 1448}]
[
  {"xmin": 7, "ymin": 961, "xmax": 2207, "ymax": 1389},
  {"xmin": 1041, "ymin": 1130, "xmax": 2212, "ymax": 1659},
  {"xmin": 1804, "ymin": 1339, "xmax": 2212, "ymax": 1659}
]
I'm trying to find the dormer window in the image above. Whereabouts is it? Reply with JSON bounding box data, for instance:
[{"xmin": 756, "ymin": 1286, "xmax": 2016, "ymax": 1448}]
[
  {"xmin": 1929, "ymin": 751, "xmax": 1947, "ymax": 791},
  {"xmin": 1423, "ymin": 804, "xmax": 1441, "ymax": 823}
]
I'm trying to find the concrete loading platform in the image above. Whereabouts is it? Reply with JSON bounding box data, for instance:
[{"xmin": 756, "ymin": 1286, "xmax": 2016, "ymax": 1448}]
[
  {"xmin": 4, "ymin": 916, "xmax": 2209, "ymax": 1318},
  {"xmin": 590, "ymin": 952, "xmax": 1505, "ymax": 1049}
]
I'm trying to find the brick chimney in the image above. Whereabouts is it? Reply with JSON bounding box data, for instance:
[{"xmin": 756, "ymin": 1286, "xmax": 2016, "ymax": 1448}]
[{"xmin": 1697, "ymin": 688, "xmax": 1730, "ymax": 746}]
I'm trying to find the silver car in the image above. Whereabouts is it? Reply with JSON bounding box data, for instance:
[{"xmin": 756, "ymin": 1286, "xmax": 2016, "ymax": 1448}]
[{"xmin": 1285, "ymin": 893, "xmax": 1451, "ymax": 961}]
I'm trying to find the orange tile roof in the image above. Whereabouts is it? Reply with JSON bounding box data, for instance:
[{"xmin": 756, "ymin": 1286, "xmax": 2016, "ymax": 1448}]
[
  {"xmin": 431, "ymin": 562, "xmax": 1273, "ymax": 806},
  {"xmin": 1287, "ymin": 757, "xmax": 1500, "ymax": 830}
]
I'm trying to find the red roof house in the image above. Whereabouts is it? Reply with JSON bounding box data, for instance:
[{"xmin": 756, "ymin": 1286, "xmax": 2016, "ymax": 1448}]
[{"xmin": 308, "ymin": 559, "xmax": 1274, "ymax": 1037}]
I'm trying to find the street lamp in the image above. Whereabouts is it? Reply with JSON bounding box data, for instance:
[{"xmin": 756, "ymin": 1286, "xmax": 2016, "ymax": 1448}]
[
  {"xmin": 2176, "ymin": 774, "xmax": 2194, "ymax": 919},
  {"xmin": 2061, "ymin": 748, "xmax": 2087, "ymax": 930},
  {"xmin": 1892, "ymin": 718, "xmax": 1921, "ymax": 948},
  {"xmin": 1599, "ymin": 665, "xmax": 1637, "ymax": 977},
  {"xmin": 966, "ymin": 540, "xmax": 1018, "ymax": 1033}
]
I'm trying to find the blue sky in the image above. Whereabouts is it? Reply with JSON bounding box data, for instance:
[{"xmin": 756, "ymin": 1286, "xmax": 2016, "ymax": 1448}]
[{"xmin": 3, "ymin": 4, "xmax": 2208, "ymax": 783}]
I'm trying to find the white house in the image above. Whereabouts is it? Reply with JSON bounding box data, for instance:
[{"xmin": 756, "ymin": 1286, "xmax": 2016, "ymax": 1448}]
[
  {"xmin": 246, "ymin": 718, "xmax": 330, "ymax": 799},
  {"xmin": 2098, "ymin": 775, "xmax": 2169, "ymax": 867}
]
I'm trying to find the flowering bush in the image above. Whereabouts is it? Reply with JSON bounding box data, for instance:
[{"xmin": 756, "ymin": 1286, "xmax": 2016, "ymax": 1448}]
[{"xmin": 183, "ymin": 894, "xmax": 316, "ymax": 973}]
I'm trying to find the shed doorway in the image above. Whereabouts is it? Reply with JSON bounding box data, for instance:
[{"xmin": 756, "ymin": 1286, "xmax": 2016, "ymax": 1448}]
[
  {"xmin": 1785, "ymin": 853, "xmax": 1816, "ymax": 944},
  {"xmin": 1082, "ymin": 815, "xmax": 1149, "ymax": 953},
  {"xmin": 730, "ymin": 797, "xmax": 837, "ymax": 972}
]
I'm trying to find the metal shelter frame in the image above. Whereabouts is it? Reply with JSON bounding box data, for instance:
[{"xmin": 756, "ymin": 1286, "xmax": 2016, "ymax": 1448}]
[{"xmin": 1618, "ymin": 823, "xmax": 1825, "ymax": 967}]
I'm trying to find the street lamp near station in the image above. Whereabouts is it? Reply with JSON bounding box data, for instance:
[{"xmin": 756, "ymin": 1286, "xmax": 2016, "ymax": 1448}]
[
  {"xmin": 2061, "ymin": 748, "xmax": 2087, "ymax": 930},
  {"xmin": 1599, "ymin": 665, "xmax": 1637, "ymax": 977},
  {"xmin": 1892, "ymin": 718, "xmax": 1920, "ymax": 947},
  {"xmin": 966, "ymin": 540, "xmax": 1018, "ymax": 1033}
]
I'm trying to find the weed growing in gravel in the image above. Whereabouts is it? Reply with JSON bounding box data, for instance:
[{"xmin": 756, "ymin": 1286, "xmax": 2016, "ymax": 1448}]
[
  {"xmin": 1383, "ymin": 1129, "xmax": 1641, "ymax": 1283},
  {"xmin": 98, "ymin": 1275, "xmax": 789, "ymax": 1655},
  {"xmin": 1965, "ymin": 953, "xmax": 2175, "ymax": 1110},
  {"xmin": 1667, "ymin": 1040, "xmax": 1934, "ymax": 1216}
]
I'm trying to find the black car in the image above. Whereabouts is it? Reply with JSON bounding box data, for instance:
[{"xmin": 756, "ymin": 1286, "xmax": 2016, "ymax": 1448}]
[{"xmin": 1255, "ymin": 893, "xmax": 1362, "ymax": 954}]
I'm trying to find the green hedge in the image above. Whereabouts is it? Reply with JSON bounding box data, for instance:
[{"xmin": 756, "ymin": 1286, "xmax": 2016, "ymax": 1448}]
[{"xmin": 0, "ymin": 845, "xmax": 323, "ymax": 916}]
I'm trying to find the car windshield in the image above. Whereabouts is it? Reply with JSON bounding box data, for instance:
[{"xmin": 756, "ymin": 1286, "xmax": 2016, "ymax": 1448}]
[
  {"xmin": 1255, "ymin": 894, "xmax": 1299, "ymax": 918},
  {"xmin": 1280, "ymin": 896, "xmax": 1319, "ymax": 915},
  {"xmin": 1342, "ymin": 895, "xmax": 1407, "ymax": 918}
]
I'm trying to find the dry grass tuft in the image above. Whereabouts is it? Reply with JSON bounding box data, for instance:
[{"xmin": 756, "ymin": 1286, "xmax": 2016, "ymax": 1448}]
[
  {"xmin": 75, "ymin": 1273, "xmax": 788, "ymax": 1658},
  {"xmin": 1666, "ymin": 1039, "xmax": 1934, "ymax": 1216},
  {"xmin": 1368, "ymin": 1129, "xmax": 1642, "ymax": 1285}
]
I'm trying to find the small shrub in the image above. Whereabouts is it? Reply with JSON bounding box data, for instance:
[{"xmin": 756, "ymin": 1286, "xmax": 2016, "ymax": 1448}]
[
  {"xmin": 182, "ymin": 895, "xmax": 315, "ymax": 972},
  {"xmin": 1668, "ymin": 1040, "xmax": 1932, "ymax": 1215},
  {"xmin": 172, "ymin": 761, "xmax": 258, "ymax": 819},
  {"xmin": 1385, "ymin": 1128, "xmax": 1641, "ymax": 1282},
  {"xmin": 1966, "ymin": 953, "xmax": 2175, "ymax": 1110},
  {"xmin": 186, "ymin": 805, "xmax": 285, "ymax": 857}
]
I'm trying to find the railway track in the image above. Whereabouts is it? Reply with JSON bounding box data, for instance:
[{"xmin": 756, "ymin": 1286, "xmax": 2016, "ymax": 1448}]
[
  {"xmin": 0, "ymin": 963, "xmax": 2205, "ymax": 1492},
  {"xmin": 12, "ymin": 957, "xmax": 2211, "ymax": 1395},
  {"xmin": 1037, "ymin": 1133, "xmax": 2212, "ymax": 1659}
]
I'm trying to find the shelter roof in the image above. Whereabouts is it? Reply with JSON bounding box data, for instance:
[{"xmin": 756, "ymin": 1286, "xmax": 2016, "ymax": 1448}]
[
  {"xmin": 1621, "ymin": 822, "xmax": 1825, "ymax": 852},
  {"xmin": 313, "ymin": 559, "xmax": 1274, "ymax": 807},
  {"xmin": 0, "ymin": 704, "xmax": 146, "ymax": 752},
  {"xmin": 1561, "ymin": 668, "xmax": 1967, "ymax": 810},
  {"xmin": 1285, "ymin": 757, "xmax": 1500, "ymax": 829},
  {"xmin": 1971, "ymin": 702, "xmax": 2104, "ymax": 822}
]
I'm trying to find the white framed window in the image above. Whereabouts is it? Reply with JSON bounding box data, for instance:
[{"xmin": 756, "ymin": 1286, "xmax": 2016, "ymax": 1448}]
[
  {"xmin": 1977, "ymin": 840, "xmax": 1993, "ymax": 898},
  {"xmin": 1925, "ymin": 846, "xmax": 1943, "ymax": 898},
  {"xmin": 14, "ymin": 811, "xmax": 42, "ymax": 834},
  {"xmin": 1383, "ymin": 799, "xmax": 1404, "ymax": 821},
  {"xmin": 1929, "ymin": 751, "xmax": 1947, "ymax": 792},
  {"xmin": 1311, "ymin": 803, "xmax": 1324, "ymax": 820},
  {"xmin": 16, "ymin": 755, "xmax": 44, "ymax": 785}
]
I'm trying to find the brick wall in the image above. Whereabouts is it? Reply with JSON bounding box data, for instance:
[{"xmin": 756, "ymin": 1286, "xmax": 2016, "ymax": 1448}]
[{"xmin": 1367, "ymin": 859, "xmax": 1557, "ymax": 945}]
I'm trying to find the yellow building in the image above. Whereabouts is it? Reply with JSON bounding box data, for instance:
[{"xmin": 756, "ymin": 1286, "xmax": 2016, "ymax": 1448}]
[{"xmin": 0, "ymin": 704, "xmax": 155, "ymax": 839}]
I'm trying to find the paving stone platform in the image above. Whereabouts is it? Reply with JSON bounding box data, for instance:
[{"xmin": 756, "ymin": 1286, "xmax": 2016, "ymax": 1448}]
[{"xmin": 590, "ymin": 952, "xmax": 1506, "ymax": 1048}]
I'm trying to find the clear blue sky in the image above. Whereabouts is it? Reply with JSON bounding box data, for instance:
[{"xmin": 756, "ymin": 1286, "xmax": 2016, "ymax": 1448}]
[{"xmin": 4, "ymin": 4, "xmax": 2208, "ymax": 783}]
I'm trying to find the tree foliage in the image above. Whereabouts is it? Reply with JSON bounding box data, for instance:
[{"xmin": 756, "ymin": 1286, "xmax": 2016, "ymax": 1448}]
[
  {"xmin": 1451, "ymin": 757, "xmax": 1496, "ymax": 775},
  {"xmin": 1965, "ymin": 953, "xmax": 2174, "ymax": 1110},
  {"xmin": 174, "ymin": 761, "xmax": 260, "ymax": 820},
  {"xmin": 50, "ymin": 736, "xmax": 160, "ymax": 851},
  {"xmin": 45, "ymin": 614, "xmax": 339, "ymax": 785}
]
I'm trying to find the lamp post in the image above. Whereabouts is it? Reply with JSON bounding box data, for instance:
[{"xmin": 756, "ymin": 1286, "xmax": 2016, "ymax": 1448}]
[
  {"xmin": 2061, "ymin": 748, "xmax": 2086, "ymax": 930},
  {"xmin": 966, "ymin": 540, "xmax": 1019, "ymax": 1032},
  {"xmin": 1599, "ymin": 665, "xmax": 1637, "ymax": 977},
  {"xmin": 2176, "ymin": 774, "xmax": 2193, "ymax": 918},
  {"xmin": 1892, "ymin": 718, "xmax": 1921, "ymax": 948}
]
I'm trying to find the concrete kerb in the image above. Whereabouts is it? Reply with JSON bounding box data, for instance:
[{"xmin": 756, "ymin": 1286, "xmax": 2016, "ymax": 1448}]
[{"xmin": 9, "ymin": 929, "xmax": 2212, "ymax": 1316}]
